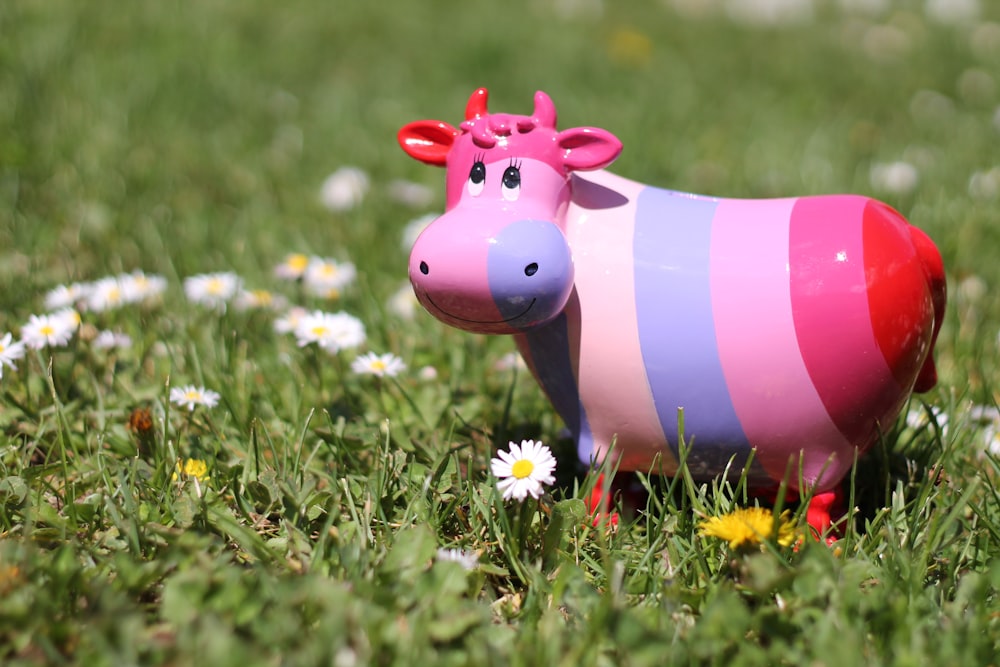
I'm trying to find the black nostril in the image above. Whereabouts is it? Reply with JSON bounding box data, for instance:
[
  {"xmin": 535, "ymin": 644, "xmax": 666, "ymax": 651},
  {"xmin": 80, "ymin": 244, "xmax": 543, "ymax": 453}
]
[
  {"xmin": 419, "ymin": 261, "xmax": 429, "ymax": 275},
  {"xmin": 524, "ymin": 262, "xmax": 538, "ymax": 277}
]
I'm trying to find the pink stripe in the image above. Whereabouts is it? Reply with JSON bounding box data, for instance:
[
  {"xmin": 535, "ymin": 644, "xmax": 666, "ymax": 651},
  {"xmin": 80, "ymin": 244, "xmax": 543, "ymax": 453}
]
[
  {"xmin": 790, "ymin": 196, "xmax": 904, "ymax": 467},
  {"xmin": 711, "ymin": 198, "xmax": 856, "ymax": 490},
  {"xmin": 565, "ymin": 171, "xmax": 675, "ymax": 472}
]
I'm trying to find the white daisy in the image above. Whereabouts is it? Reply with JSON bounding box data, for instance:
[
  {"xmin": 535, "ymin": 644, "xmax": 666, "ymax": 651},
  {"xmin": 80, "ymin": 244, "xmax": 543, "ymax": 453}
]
[
  {"xmin": 870, "ymin": 161, "xmax": 919, "ymax": 195},
  {"xmin": 387, "ymin": 283, "xmax": 418, "ymax": 320},
  {"xmin": 925, "ymin": 0, "xmax": 979, "ymax": 24},
  {"xmin": 169, "ymin": 385, "xmax": 221, "ymax": 411},
  {"xmin": 85, "ymin": 276, "xmax": 127, "ymax": 312},
  {"xmin": 273, "ymin": 253, "xmax": 311, "ymax": 281},
  {"xmin": 293, "ymin": 311, "xmax": 366, "ymax": 352},
  {"xmin": 401, "ymin": 213, "xmax": 437, "ymax": 251},
  {"xmin": 119, "ymin": 271, "xmax": 168, "ymax": 304},
  {"xmin": 319, "ymin": 166, "xmax": 369, "ymax": 212},
  {"xmin": 274, "ymin": 306, "xmax": 309, "ymax": 335},
  {"xmin": 184, "ymin": 272, "xmax": 242, "ymax": 309},
  {"xmin": 234, "ymin": 289, "xmax": 288, "ymax": 311},
  {"xmin": 388, "ymin": 180, "xmax": 435, "ymax": 208},
  {"xmin": 494, "ymin": 352, "xmax": 527, "ymax": 372},
  {"xmin": 0, "ymin": 332, "xmax": 26, "ymax": 378},
  {"xmin": 20, "ymin": 311, "xmax": 79, "ymax": 349},
  {"xmin": 92, "ymin": 330, "xmax": 133, "ymax": 350},
  {"xmin": 44, "ymin": 282, "xmax": 90, "ymax": 311},
  {"xmin": 350, "ymin": 352, "xmax": 406, "ymax": 378},
  {"xmin": 435, "ymin": 547, "xmax": 479, "ymax": 571},
  {"xmin": 490, "ymin": 440, "xmax": 557, "ymax": 501},
  {"xmin": 303, "ymin": 257, "xmax": 357, "ymax": 298},
  {"xmin": 52, "ymin": 307, "xmax": 82, "ymax": 330}
]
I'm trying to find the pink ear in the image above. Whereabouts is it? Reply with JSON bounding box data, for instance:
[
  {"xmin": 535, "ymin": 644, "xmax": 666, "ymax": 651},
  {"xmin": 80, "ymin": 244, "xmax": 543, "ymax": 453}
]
[
  {"xmin": 398, "ymin": 120, "xmax": 460, "ymax": 166},
  {"xmin": 557, "ymin": 127, "xmax": 623, "ymax": 171}
]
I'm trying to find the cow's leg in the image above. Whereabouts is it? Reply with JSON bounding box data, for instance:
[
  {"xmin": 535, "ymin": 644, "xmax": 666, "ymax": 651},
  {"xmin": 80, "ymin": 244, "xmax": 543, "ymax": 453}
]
[
  {"xmin": 585, "ymin": 472, "xmax": 648, "ymax": 526},
  {"xmin": 805, "ymin": 486, "xmax": 847, "ymax": 543}
]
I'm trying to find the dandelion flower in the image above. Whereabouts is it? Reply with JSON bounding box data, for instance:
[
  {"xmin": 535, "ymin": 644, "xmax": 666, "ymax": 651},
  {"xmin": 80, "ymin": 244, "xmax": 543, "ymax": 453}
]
[
  {"xmin": 319, "ymin": 166, "xmax": 369, "ymax": 211},
  {"xmin": 698, "ymin": 507, "xmax": 798, "ymax": 550},
  {"xmin": 293, "ymin": 310, "xmax": 365, "ymax": 352},
  {"xmin": 435, "ymin": 547, "xmax": 479, "ymax": 571},
  {"xmin": 20, "ymin": 311, "xmax": 79, "ymax": 349},
  {"xmin": 169, "ymin": 385, "xmax": 221, "ymax": 411},
  {"xmin": 351, "ymin": 352, "xmax": 406, "ymax": 378},
  {"xmin": 0, "ymin": 333, "xmax": 26, "ymax": 378},
  {"xmin": 490, "ymin": 440, "xmax": 557, "ymax": 501},
  {"xmin": 172, "ymin": 458, "xmax": 210, "ymax": 482},
  {"xmin": 274, "ymin": 253, "xmax": 311, "ymax": 280},
  {"xmin": 183, "ymin": 272, "xmax": 242, "ymax": 309}
]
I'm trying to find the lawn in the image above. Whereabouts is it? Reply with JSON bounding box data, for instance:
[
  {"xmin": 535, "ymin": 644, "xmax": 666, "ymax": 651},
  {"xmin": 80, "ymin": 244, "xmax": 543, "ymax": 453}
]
[{"xmin": 1, "ymin": 0, "xmax": 999, "ymax": 665}]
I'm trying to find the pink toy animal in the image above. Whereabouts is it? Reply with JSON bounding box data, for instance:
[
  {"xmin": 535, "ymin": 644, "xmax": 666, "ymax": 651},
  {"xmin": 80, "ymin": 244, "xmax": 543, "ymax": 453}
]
[{"xmin": 399, "ymin": 88, "xmax": 946, "ymax": 533}]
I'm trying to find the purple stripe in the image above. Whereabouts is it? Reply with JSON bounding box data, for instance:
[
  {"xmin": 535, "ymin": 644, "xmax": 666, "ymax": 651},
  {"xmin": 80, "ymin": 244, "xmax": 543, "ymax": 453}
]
[
  {"xmin": 515, "ymin": 312, "xmax": 594, "ymax": 463},
  {"xmin": 633, "ymin": 188, "xmax": 754, "ymax": 480}
]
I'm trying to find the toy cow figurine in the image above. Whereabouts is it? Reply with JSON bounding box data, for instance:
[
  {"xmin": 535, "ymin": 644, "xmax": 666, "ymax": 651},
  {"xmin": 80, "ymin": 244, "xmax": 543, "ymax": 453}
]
[{"xmin": 398, "ymin": 88, "xmax": 946, "ymax": 533}]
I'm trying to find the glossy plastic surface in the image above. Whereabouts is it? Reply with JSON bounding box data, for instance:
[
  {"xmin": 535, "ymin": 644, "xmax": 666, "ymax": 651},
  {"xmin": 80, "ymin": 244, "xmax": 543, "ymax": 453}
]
[{"xmin": 399, "ymin": 88, "xmax": 946, "ymax": 495}]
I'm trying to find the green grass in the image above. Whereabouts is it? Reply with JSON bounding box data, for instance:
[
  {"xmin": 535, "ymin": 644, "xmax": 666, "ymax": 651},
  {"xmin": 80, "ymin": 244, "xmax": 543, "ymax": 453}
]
[{"xmin": 2, "ymin": 0, "xmax": 1000, "ymax": 664}]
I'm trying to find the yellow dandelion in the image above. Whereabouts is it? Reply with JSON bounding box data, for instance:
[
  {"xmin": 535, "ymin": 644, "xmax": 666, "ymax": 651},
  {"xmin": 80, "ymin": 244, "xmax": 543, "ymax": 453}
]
[
  {"xmin": 698, "ymin": 507, "xmax": 798, "ymax": 550},
  {"xmin": 172, "ymin": 458, "xmax": 210, "ymax": 482}
]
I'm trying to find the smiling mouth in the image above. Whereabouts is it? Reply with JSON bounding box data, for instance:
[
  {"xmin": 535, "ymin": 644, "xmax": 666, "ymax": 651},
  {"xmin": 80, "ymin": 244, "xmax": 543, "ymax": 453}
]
[{"xmin": 424, "ymin": 295, "xmax": 536, "ymax": 324}]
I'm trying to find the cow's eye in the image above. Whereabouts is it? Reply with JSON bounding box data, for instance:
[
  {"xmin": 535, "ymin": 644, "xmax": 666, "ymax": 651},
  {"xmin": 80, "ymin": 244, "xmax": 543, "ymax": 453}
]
[
  {"xmin": 468, "ymin": 161, "xmax": 486, "ymax": 196},
  {"xmin": 501, "ymin": 165, "xmax": 520, "ymax": 201}
]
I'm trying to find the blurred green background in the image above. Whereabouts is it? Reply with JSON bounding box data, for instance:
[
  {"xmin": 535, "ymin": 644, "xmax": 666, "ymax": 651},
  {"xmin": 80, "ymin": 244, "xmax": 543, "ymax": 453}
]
[{"xmin": 2, "ymin": 0, "xmax": 999, "ymax": 387}]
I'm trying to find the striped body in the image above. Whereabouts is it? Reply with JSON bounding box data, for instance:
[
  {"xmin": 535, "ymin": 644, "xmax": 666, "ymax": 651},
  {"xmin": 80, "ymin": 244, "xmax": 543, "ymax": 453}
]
[
  {"xmin": 516, "ymin": 170, "xmax": 938, "ymax": 491},
  {"xmin": 399, "ymin": 89, "xmax": 946, "ymax": 495}
]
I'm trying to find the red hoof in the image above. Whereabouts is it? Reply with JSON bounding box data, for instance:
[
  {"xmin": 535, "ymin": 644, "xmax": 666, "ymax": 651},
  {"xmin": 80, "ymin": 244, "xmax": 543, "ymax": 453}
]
[
  {"xmin": 586, "ymin": 473, "xmax": 618, "ymax": 526},
  {"xmin": 805, "ymin": 488, "xmax": 847, "ymax": 542}
]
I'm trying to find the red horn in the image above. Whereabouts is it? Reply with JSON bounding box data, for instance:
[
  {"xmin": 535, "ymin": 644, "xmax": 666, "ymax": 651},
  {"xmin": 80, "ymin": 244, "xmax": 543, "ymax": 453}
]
[
  {"xmin": 465, "ymin": 88, "xmax": 489, "ymax": 120},
  {"xmin": 532, "ymin": 91, "xmax": 557, "ymax": 128}
]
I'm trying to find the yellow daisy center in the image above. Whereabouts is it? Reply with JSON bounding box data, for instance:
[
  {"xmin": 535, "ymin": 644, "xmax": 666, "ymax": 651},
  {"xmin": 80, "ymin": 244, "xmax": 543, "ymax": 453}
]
[
  {"xmin": 288, "ymin": 255, "xmax": 309, "ymax": 271},
  {"xmin": 511, "ymin": 459, "xmax": 534, "ymax": 479},
  {"xmin": 311, "ymin": 326, "xmax": 328, "ymax": 337},
  {"xmin": 207, "ymin": 278, "xmax": 224, "ymax": 294},
  {"xmin": 40, "ymin": 325, "xmax": 54, "ymax": 336},
  {"xmin": 185, "ymin": 390, "xmax": 201, "ymax": 401},
  {"xmin": 370, "ymin": 360, "xmax": 387, "ymax": 371}
]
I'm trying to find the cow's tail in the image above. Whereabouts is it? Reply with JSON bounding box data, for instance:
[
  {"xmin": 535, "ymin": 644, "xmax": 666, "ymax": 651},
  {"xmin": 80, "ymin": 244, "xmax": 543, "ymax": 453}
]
[{"xmin": 909, "ymin": 225, "xmax": 946, "ymax": 392}]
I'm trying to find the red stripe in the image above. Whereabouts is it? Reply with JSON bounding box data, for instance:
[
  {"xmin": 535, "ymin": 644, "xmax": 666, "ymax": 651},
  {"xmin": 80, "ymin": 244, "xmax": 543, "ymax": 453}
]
[{"xmin": 862, "ymin": 201, "xmax": 936, "ymax": 392}]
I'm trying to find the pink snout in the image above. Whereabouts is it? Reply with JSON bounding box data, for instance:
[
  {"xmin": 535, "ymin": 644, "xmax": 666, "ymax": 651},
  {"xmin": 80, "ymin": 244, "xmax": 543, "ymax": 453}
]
[{"xmin": 409, "ymin": 213, "xmax": 575, "ymax": 334}]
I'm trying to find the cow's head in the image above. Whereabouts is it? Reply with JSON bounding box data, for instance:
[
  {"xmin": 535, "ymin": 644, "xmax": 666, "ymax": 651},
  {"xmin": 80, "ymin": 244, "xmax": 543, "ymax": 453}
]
[{"xmin": 398, "ymin": 88, "xmax": 622, "ymax": 334}]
